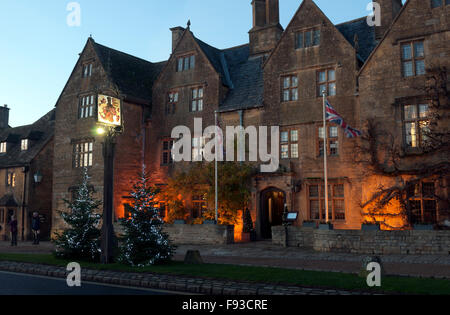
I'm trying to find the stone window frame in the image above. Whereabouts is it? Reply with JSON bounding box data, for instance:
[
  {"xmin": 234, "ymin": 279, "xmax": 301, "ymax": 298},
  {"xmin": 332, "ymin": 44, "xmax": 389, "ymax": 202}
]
[
  {"xmin": 316, "ymin": 68, "xmax": 336, "ymax": 97},
  {"xmin": 176, "ymin": 54, "xmax": 196, "ymax": 72},
  {"xmin": 190, "ymin": 86, "xmax": 204, "ymax": 112},
  {"xmin": 401, "ymin": 101, "xmax": 431, "ymax": 150},
  {"xmin": 78, "ymin": 94, "xmax": 96, "ymax": 119},
  {"xmin": 280, "ymin": 128, "xmax": 299, "ymax": 159},
  {"xmin": 400, "ymin": 40, "xmax": 426, "ymax": 78},
  {"xmin": 406, "ymin": 180, "xmax": 440, "ymax": 224},
  {"xmin": 161, "ymin": 138, "xmax": 174, "ymax": 166},
  {"xmin": 307, "ymin": 181, "xmax": 346, "ymax": 222},
  {"xmin": 317, "ymin": 125, "xmax": 339, "ymax": 157},
  {"xmin": 431, "ymin": 0, "xmax": 450, "ymax": 8},
  {"xmin": 295, "ymin": 27, "xmax": 321, "ymax": 50},
  {"xmin": 72, "ymin": 139, "xmax": 94, "ymax": 169},
  {"xmin": 166, "ymin": 91, "xmax": 179, "ymax": 115},
  {"xmin": 281, "ymin": 75, "xmax": 299, "ymax": 102}
]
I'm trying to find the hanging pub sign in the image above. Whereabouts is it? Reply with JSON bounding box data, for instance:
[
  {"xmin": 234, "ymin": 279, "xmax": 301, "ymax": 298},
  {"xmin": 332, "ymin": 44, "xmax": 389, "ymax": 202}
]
[{"xmin": 97, "ymin": 94, "xmax": 122, "ymax": 127}]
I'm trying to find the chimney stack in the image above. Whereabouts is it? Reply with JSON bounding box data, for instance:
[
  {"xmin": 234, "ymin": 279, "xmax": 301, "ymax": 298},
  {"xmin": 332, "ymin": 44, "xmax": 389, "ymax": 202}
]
[
  {"xmin": 170, "ymin": 26, "xmax": 185, "ymax": 52},
  {"xmin": 374, "ymin": 0, "xmax": 403, "ymax": 40},
  {"xmin": 249, "ymin": 0, "xmax": 283, "ymax": 56},
  {"xmin": 0, "ymin": 105, "xmax": 10, "ymax": 130}
]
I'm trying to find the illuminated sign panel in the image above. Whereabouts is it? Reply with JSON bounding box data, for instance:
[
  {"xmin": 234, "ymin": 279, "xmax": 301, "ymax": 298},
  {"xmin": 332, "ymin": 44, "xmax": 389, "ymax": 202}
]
[{"xmin": 97, "ymin": 95, "xmax": 122, "ymax": 126}]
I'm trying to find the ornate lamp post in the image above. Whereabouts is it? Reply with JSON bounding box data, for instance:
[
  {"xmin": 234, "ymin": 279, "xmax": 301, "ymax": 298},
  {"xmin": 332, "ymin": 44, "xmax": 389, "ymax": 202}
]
[
  {"xmin": 95, "ymin": 93, "xmax": 124, "ymax": 264},
  {"xmin": 96, "ymin": 125, "xmax": 122, "ymax": 264}
]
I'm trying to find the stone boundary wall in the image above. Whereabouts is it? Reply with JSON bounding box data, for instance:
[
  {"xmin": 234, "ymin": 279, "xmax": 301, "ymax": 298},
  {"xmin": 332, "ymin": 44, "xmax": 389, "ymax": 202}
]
[
  {"xmin": 164, "ymin": 224, "xmax": 234, "ymax": 245},
  {"xmin": 272, "ymin": 226, "xmax": 450, "ymax": 255}
]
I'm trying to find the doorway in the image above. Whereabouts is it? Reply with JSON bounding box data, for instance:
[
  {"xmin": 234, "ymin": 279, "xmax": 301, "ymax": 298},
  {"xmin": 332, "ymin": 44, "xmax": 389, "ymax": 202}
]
[{"xmin": 260, "ymin": 188, "xmax": 286, "ymax": 239}]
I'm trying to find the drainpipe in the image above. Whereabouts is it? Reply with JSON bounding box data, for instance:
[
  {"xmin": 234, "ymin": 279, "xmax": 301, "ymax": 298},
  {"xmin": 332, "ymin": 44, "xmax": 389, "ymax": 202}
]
[
  {"xmin": 238, "ymin": 110, "xmax": 244, "ymax": 164},
  {"xmin": 21, "ymin": 166, "xmax": 29, "ymax": 241}
]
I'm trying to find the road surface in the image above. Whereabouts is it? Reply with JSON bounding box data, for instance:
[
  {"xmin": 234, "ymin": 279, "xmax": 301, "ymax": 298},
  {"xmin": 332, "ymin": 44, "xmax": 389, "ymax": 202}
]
[{"xmin": 0, "ymin": 271, "xmax": 183, "ymax": 295}]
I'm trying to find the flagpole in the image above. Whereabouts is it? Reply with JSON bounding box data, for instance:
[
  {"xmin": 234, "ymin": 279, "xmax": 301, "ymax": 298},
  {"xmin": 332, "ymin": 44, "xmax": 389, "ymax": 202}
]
[
  {"xmin": 214, "ymin": 110, "xmax": 218, "ymax": 223},
  {"xmin": 322, "ymin": 92, "xmax": 329, "ymax": 223}
]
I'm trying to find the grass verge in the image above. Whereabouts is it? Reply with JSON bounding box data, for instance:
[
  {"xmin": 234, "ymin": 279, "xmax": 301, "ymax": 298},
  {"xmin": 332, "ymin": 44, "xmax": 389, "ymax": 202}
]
[{"xmin": 0, "ymin": 253, "xmax": 449, "ymax": 295}]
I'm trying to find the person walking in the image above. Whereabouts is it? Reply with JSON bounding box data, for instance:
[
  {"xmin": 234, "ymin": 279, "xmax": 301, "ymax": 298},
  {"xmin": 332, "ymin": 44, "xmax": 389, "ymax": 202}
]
[
  {"xmin": 9, "ymin": 215, "xmax": 18, "ymax": 246},
  {"xmin": 31, "ymin": 212, "xmax": 41, "ymax": 245}
]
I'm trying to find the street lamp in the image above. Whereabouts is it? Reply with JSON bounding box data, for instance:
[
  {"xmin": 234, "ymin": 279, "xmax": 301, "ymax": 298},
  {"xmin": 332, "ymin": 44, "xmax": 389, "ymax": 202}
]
[
  {"xmin": 33, "ymin": 170, "xmax": 43, "ymax": 184},
  {"xmin": 97, "ymin": 125, "xmax": 123, "ymax": 264}
]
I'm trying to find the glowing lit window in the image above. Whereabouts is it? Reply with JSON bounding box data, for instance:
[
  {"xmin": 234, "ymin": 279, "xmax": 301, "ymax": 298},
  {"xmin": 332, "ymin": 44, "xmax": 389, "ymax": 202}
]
[
  {"xmin": 7, "ymin": 172, "xmax": 16, "ymax": 187},
  {"xmin": 0, "ymin": 142, "xmax": 7, "ymax": 153},
  {"xmin": 403, "ymin": 103, "xmax": 430, "ymax": 148},
  {"xmin": 73, "ymin": 141, "xmax": 94, "ymax": 168},
  {"xmin": 21, "ymin": 139, "xmax": 28, "ymax": 151}
]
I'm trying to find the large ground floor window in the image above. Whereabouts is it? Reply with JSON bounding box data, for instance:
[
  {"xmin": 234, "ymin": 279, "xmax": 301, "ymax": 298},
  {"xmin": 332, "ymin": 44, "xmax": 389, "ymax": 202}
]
[
  {"xmin": 407, "ymin": 180, "xmax": 440, "ymax": 224},
  {"xmin": 308, "ymin": 183, "xmax": 345, "ymax": 221}
]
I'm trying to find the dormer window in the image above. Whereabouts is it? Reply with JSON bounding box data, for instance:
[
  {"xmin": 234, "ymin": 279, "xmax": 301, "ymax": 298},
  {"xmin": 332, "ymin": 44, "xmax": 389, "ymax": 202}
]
[
  {"xmin": 0, "ymin": 142, "xmax": 6, "ymax": 153},
  {"xmin": 177, "ymin": 55, "xmax": 195, "ymax": 72},
  {"xmin": 82, "ymin": 63, "xmax": 93, "ymax": 78},
  {"xmin": 21, "ymin": 139, "xmax": 28, "ymax": 151}
]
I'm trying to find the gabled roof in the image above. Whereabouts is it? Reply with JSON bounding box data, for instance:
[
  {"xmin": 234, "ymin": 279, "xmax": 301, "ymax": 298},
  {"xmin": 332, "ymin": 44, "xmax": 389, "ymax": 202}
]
[
  {"xmin": 336, "ymin": 17, "xmax": 377, "ymax": 63},
  {"xmin": 168, "ymin": 28, "xmax": 264, "ymax": 112},
  {"xmin": 220, "ymin": 45, "xmax": 264, "ymax": 112},
  {"xmin": 91, "ymin": 39, "xmax": 166, "ymax": 103},
  {"xmin": 264, "ymin": 0, "xmax": 378, "ymax": 68},
  {"xmin": 190, "ymin": 38, "xmax": 264, "ymax": 112},
  {"xmin": 358, "ymin": 0, "xmax": 412, "ymax": 75},
  {"xmin": 0, "ymin": 110, "xmax": 55, "ymax": 168},
  {"xmin": 193, "ymin": 37, "xmax": 234, "ymax": 88}
]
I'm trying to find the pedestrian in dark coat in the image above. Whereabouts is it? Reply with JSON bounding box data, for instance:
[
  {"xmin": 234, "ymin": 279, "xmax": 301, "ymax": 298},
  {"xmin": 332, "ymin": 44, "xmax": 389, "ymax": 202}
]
[
  {"xmin": 31, "ymin": 212, "xmax": 40, "ymax": 245},
  {"xmin": 9, "ymin": 215, "xmax": 18, "ymax": 246}
]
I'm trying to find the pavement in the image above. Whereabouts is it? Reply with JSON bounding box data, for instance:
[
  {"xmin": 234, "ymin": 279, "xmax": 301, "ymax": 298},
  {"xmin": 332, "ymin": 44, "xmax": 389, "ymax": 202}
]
[{"xmin": 1, "ymin": 240, "xmax": 449, "ymax": 279}]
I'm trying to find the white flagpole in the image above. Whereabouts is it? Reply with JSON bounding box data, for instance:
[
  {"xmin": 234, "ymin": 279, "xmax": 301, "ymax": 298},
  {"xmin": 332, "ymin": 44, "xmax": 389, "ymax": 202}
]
[
  {"xmin": 215, "ymin": 110, "xmax": 218, "ymax": 223},
  {"xmin": 322, "ymin": 92, "xmax": 329, "ymax": 223}
]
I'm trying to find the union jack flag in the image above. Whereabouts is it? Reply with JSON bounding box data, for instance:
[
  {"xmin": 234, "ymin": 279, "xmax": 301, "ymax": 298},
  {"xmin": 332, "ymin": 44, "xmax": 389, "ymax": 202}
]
[{"xmin": 325, "ymin": 100, "xmax": 362, "ymax": 138}]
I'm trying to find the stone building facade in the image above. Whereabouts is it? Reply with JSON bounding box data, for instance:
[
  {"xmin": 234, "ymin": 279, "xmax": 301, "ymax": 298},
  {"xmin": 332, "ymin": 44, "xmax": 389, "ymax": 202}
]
[
  {"xmin": 49, "ymin": 0, "xmax": 449, "ymax": 239},
  {"xmin": 0, "ymin": 107, "xmax": 54, "ymax": 240}
]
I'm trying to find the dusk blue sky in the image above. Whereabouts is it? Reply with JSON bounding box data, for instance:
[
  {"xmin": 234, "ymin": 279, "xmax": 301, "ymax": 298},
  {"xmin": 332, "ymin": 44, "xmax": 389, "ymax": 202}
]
[{"xmin": 0, "ymin": 0, "xmax": 377, "ymax": 127}]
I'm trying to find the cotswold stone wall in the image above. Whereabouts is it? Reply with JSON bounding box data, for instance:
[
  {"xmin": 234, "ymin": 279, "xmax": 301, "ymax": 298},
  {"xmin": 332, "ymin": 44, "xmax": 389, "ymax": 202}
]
[
  {"xmin": 272, "ymin": 226, "xmax": 450, "ymax": 255},
  {"xmin": 164, "ymin": 224, "xmax": 234, "ymax": 245}
]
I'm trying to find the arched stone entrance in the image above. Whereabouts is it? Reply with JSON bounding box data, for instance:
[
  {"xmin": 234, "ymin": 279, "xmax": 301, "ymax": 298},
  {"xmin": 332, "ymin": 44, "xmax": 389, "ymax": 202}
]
[{"xmin": 259, "ymin": 187, "xmax": 286, "ymax": 239}]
